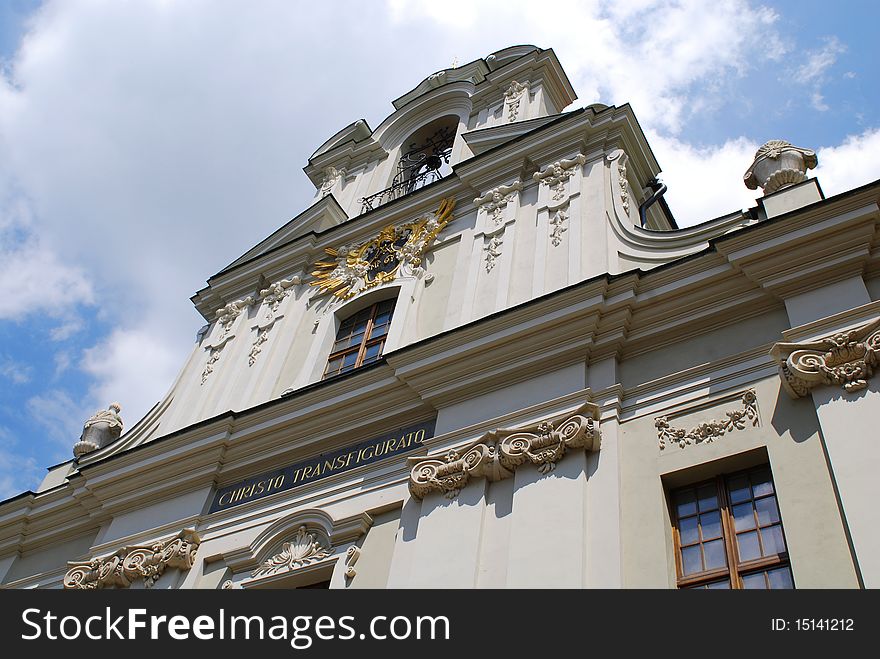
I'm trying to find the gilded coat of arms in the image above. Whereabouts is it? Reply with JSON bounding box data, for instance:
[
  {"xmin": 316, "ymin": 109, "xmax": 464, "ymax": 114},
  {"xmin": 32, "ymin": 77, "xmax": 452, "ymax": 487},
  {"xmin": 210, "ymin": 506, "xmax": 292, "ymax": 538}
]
[{"xmin": 310, "ymin": 198, "xmax": 455, "ymax": 300}]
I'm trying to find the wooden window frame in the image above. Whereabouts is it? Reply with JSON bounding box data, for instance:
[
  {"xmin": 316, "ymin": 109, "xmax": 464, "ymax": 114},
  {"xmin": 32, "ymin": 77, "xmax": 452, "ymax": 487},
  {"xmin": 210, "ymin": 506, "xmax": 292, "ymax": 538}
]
[
  {"xmin": 323, "ymin": 299, "xmax": 395, "ymax": 380},
  {"xmin": 670, "ymin": 465, "xmax": 793, "ymax": 589}
]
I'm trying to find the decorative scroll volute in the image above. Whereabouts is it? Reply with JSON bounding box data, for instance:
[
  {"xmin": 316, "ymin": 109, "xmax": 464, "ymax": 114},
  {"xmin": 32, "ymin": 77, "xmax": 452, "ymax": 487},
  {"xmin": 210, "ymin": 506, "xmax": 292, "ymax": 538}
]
[
  {"xmin": 64, "ymin": 529, "xmax": 200, "ymax": 589},
  {"xmin": 770, "ymin": 317, "xmax": 880, "ymax": 398},
  {"xmin": 408, "ymin": 404, "xmax": 600, "ymax": 499}
]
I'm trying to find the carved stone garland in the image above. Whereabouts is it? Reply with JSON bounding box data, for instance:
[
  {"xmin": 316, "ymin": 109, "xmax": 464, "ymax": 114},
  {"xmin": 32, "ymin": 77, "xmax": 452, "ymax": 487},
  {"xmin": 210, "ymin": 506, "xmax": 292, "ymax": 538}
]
[
  {"xmin": 550, "ymin": 208, "xmax": 568, "ymax": 247},
  {"xmin": 310, "ymin": 198, "xmax": 455, "ymax": 300},
  {"xmin": 504, "ymin": 80, "xmax": 529, "ymax": 122},
  {"xmin": 248, "ymin": 275, "xmax": 301, "ymax": 366},
  {"xmin": 617, "ymin": 159, "xmax": 630, "ymax": 214},
  {"xmin": 532, "ymin": 154, "xmax": 586, "ymax": 202},
  {"xmin": 251, "ymin": 525, "xmax": 331, "ymax": 578},
  {"xmin": 408, "ymin": 404, "xmax": 600, "ymax": 499},
  {"xmin": 655, "ymin": 391, "xmax": 758, "ymax": 450},
  {"xmin": 484, "ymin": 234, "xmax": 503, "ymax": 272},
  {"xmin": 202, "ymin": 296, "xmax": 253, "ymax": 384},
  {"xmin": 474, "ymin": 182, "xmax": 523, "ymax": 226},
  {"xmin": 770, "ymin": 317, "xmax": 880, "ymax": 398},
  {"xmin": 64, "ymin": 529, "xmax": 200, "ymax": 589}
]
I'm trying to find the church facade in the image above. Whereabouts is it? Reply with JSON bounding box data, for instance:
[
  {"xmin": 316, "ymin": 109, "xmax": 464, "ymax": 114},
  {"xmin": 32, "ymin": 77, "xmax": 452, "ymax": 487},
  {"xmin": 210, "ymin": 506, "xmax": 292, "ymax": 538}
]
[{"xmin": 1, "ymin": 45, "xmax": 878, "ymax": 589}]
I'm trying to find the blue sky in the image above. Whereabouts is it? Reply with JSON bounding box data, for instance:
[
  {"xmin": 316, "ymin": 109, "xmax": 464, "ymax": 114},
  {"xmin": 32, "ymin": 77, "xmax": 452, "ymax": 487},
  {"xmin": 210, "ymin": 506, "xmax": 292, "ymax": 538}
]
[{"xmin": 1, "ymin": 0, "xmax": 879, "ymax": 499}]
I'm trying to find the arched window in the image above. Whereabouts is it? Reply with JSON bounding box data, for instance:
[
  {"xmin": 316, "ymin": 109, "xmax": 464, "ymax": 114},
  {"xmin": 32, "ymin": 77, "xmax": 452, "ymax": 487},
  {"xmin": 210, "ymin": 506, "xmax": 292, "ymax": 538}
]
[
  {"xmin": 323, "ymin": 299, "xmax": 396, "ymax": 379},
  {"xmin": 360, "ymin": 115, "xmax": 457, "ymax": 213}
]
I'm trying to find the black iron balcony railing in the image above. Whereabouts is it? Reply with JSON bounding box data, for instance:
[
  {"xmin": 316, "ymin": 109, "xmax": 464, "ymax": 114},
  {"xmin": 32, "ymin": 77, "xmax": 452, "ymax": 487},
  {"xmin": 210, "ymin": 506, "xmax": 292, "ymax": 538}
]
[
  {"xmin": 359, "ymin": 125, "xmax": 454, "ymax": 214},
  {"xmin": 360, "ymin": 165, "xmax": 446, "ymax": 214}
]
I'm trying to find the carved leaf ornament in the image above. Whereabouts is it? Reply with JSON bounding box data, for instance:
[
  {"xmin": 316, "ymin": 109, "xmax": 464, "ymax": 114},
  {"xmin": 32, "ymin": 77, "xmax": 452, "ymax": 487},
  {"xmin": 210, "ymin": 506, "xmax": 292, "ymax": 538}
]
[
  {"xmin": 770, "ymin": 317, "xmax": 880, "ymax": 398},
  {"xmin": 655, "ymin": 391, "xmax": 758, "ymax": 450},
  {"xmin": 64, "ymin": 529, "xmax": 200, "ymax": 589},
  {"xmin": 409, "ymin": 406, "xmax": 600, "ymax": 499},
  {"xmin": 251, "ymin": 526, "xmax": 331, "ymax": 578}
]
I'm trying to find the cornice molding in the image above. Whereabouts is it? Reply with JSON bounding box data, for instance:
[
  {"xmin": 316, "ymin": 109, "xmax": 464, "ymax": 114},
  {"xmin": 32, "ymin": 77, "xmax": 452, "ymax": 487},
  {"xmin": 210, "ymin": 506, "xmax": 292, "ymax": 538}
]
[
  {"xmin": 63, "ymin": 528, "xmax": 199, "ymax": 589},
  {"xmin": 408, "ymin": 401, "xmax": 600, "ymax": 499},
  {"xmin": 770, "ymin": 316, "xmax": 880, "ymax": 398}
]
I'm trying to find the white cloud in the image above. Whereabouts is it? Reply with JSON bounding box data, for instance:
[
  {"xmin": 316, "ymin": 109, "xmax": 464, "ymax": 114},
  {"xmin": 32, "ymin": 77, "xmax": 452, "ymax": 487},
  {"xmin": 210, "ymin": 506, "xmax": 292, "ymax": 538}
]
[
  {"xmin": 52, "ymin": 350, "xmax": 71, "ymax": 378},
  {"xmin": 795, "ymin": 37, "xmax": 845, "ymax": 84},
  {"xmin": 80, "ymin": 325, "xmax": 186, "ymax": 427},
  {"xmin": 0, "ymin": 425, "xmax": 41, "ymax": 499},
  {"xmin": 0, "ymin": 356, "xmax": 32, "ymax": 384},
  {"xmin": 793, "ymin": 36, "xmax": 846, "ymax": 111},
  {"xmin": 25, "ymin": 388, "xmax": 89, "ymax": 450},
  {"xmin": 387, "ymin": 0, "xmax": 789, "ymax": 134},
  {"xmin": 815, "ymin": 128, "xmax": 880, "ymax": 198},
  {"xmin": 649, "ymin": 133, "xmax": 761, "ymax": 226},
  {"xmin": 0, "ymin": 190, "xmax": 94, "ymax": 320}
]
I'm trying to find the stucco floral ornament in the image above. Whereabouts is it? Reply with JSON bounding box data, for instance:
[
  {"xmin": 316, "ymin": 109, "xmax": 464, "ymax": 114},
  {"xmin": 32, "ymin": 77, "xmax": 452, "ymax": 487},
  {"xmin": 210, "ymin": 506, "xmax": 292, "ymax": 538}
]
[
  {"xmin": 743, "ymin": 140, "xmax": 817, "ymax": 194},
  {"xmin": 309, "ymin": 198, "xmax": 455, "ymax": 300},
  {"xmin": 251, "ymin": 526, "xmax": 331, "ymax": 577},
  {"xmin": 770, "ymin": 317, "xmax": 880, "ymax": 398},
  {"xmin": 655, "ymin": 391, "xmax": 758, "ymax": 450},
  {"xmin": 408, "ymin": 403, "xmax": 600, "ymax": 499},
  {"xmin": 64, "ymin": 529, "xmax": 200, "ymax": 589}
]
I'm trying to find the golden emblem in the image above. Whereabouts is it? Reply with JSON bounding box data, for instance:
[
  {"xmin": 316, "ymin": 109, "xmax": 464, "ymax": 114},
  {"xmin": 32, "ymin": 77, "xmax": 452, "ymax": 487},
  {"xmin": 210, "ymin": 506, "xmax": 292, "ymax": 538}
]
[{"xmin": 310, "ymin": 198, "xmax": 455, "ymax": 299}]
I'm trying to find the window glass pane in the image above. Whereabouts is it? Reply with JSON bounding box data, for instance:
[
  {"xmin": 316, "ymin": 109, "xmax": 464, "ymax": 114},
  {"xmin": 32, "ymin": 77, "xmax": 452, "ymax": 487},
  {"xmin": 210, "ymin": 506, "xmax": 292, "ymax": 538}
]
[
  {"xmin": 675, "ymin": 490, "xmax": 697, "ymax": 518},
  {"xmin": 706, "ymin": 580, "xmax": 730, "ymax": 589},
  {"xmin": 374, "ymin": 310, "xmax": 392, "ymax": 326},
  {"xmin": 761, "ymin": 524, "xmax": 787, "ymax": 556},
  {"xmin": 342, "ymin": 352, "xmax": 359, "ymax": 368},
  {"xmin": 732, "ymin": 502, "xmax": 756, "ymax": 531},
  {"xmin": 679, "ymin": 516, "xmax": 699, "ymax": 545},
  {"xmin": 750, "ymin": 468, "xmax": 774, "ymax": 497},
  {"xmin": 362, "ymin": 342, "xmax": 383, "ymax": 364},
  {"xmin": 370, "ymin": 323, "xmax": 389, "ymax": 338},
  {"xmin": 325, "ymin": 357, "xmax": 342, "ymax": 375},
  {"xmin": 742, "ymin": 572, "xmax": 768, "ymax": 589},
  {"xmin": 697, "ymin": 485, "xmax": 718, "ymax": 512},
  {"xmin": 352, "ymin": 319, "xmax": 369, "ymax": 335},
  {"xmin": 755, "ymin": 496, "xmax": 780, "ymax": 526},
  {"xmin": 703, "ymin": 539, "xmax": 727, "ymax": 570},
  {"xmin": 681, "ymin": 545, "xmax": 702, "ymax": 575},
  {"xmin": 699, "ymin": 511, "xmax": 722, "ymax": 540},
  {"xmin": 737, "ymin": 531, "xmax": 761, "ymax": 561},
  {"xmin": 767, "ymin": 566, "xmax": 794, "ymax": 589},
  {"xmin": 727, "ymin": 475, "xmax": 751, "ymax": 503}
]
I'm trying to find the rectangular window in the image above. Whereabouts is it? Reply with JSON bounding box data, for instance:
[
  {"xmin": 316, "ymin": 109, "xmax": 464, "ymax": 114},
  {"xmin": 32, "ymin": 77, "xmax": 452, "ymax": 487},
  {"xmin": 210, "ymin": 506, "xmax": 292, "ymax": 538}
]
[
  {"xmin": 670, "ymin": 464, "xmax": 793, "ymax": 589},
  {"xmin": 323, "ymin": 299, "xmax": 396, "ymax": 379}
]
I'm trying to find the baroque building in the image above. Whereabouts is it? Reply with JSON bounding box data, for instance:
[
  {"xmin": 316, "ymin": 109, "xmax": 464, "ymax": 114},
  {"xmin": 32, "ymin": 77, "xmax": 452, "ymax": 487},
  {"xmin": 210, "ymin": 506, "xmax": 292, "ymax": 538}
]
[{"xmin": 1, "ymin": 45, "xmax": 878, "ymax": 589}]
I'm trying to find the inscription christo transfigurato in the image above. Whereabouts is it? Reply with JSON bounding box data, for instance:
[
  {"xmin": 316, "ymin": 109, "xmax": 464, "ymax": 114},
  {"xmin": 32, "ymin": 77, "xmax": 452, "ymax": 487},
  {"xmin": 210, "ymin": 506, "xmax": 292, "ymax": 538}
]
[{"xmin": 209, "ymin": 418, "xmax": 435, "ymax": 512}]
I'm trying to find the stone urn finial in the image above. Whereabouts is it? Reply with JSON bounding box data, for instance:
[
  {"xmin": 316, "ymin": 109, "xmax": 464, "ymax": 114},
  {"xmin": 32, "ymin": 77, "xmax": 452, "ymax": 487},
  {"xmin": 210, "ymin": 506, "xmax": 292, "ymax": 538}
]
[
  {"xmin": 744, "ymin": 140, "xmax": 818, "ymax": 195},
  {"xmin": 73, "ymin": 403, "xmax": 123, "ymax": 458}
]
